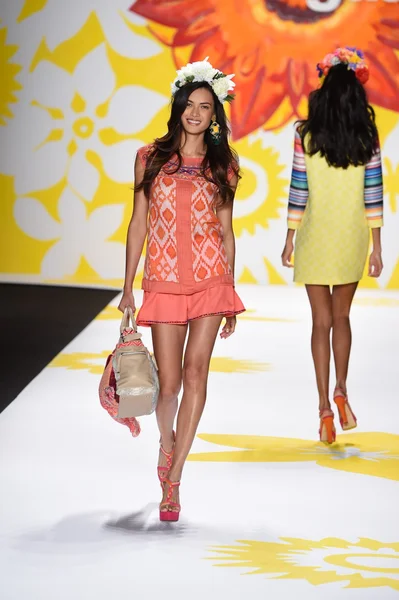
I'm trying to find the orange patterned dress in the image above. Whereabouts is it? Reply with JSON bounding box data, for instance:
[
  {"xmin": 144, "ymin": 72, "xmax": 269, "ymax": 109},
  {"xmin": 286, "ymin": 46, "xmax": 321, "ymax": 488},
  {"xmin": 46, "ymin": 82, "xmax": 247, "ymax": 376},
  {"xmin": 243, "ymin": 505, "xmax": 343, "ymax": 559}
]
[{"xmin": 135, "ymin": 145, "xmax": 245, "ymax": 325}]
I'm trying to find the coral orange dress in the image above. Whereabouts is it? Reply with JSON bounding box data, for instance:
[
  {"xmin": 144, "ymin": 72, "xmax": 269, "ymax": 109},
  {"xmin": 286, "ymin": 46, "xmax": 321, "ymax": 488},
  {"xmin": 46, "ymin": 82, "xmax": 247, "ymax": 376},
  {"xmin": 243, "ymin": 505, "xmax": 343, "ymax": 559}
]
[{"xmin": 135, "ymin": 145, "xmax": 245, "ymax": 325}]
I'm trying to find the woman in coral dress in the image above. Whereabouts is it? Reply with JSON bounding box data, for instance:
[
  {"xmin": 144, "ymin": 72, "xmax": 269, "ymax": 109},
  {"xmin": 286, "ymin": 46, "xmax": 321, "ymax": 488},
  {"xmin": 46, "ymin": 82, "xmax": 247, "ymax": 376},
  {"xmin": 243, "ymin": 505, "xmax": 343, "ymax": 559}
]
[
  {"xmin": 118, "ymin": 59, "xmax": 245, "ymax": 521},
  {"xmin": 281, "ymin": 48, "xmax": 384, "ymax": 444}
]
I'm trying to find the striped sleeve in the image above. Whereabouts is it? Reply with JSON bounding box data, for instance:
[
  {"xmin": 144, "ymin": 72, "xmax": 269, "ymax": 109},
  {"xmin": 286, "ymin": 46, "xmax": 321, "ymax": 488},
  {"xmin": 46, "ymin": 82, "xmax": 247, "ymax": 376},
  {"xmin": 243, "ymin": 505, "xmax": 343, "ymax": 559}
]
[
  {"xmin": 287, "ymin": 129, "xmax": 309, "ymax": 230},
  {"xmin": 364, "ymin": 143, "xmax": 383, "ymax": 228}
]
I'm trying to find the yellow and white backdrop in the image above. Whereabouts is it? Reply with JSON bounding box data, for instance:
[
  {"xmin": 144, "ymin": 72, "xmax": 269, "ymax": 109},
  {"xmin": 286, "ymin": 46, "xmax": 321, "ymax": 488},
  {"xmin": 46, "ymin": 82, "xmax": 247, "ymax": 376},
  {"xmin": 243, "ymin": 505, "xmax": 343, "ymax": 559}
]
[{"xmin": 1, "ymin": 0, "xmax": 399, "ymax": 289}]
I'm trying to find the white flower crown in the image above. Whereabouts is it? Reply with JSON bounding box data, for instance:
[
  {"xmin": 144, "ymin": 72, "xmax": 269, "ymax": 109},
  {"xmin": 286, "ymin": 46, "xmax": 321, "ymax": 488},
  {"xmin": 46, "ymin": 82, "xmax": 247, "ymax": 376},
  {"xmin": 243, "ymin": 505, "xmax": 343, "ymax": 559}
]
[{"xmin": 171, "ymin": 57, "xmax": 235, "ymax": 104}]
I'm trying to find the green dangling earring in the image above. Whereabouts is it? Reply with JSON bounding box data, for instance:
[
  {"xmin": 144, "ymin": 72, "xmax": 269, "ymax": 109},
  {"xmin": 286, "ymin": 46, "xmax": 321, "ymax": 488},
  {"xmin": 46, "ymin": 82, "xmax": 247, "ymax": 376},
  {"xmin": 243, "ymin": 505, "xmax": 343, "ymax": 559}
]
[{"xmin": 209, "ymin": 119, "xmax": 221, "ymax": 145}]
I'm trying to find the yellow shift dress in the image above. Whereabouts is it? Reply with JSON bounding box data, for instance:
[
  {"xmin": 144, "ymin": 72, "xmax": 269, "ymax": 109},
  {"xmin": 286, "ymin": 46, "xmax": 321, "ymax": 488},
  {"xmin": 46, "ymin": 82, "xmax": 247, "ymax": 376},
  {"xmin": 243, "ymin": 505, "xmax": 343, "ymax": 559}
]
[{"xmin": 287, "ymin": 129, "xmax": 384, "ymax": 285}]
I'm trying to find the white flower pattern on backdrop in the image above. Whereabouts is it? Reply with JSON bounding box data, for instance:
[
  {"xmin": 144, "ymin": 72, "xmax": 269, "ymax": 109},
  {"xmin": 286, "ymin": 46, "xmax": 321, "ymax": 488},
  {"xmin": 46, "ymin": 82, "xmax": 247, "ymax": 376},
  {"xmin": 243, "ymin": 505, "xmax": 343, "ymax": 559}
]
[
  {"xmin": 14, "ymin": 189, "xmax": 126, "ymax": 279},
  {"xmin": 2, "ymin": 0, "xmax": 161, "ymax": 63},
  {"xmin": 0, "ymin": 44, "xmax": 169, "ymax": 199}
]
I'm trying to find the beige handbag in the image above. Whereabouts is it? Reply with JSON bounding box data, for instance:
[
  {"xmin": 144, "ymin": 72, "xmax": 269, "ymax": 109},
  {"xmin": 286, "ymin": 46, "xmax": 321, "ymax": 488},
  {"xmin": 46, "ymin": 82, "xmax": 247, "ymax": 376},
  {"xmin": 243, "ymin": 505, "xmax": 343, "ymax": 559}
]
[{"xmin": 113, "ymin": 307, "xmax": 159, "ymax": 418}]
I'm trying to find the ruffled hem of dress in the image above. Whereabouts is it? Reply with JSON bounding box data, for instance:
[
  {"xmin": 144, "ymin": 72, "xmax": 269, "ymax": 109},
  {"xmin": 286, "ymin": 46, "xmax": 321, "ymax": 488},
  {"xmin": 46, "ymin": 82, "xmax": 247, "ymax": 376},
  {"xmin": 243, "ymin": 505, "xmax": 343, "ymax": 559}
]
[{"xmin": 136, "ymin": 285, "xmax": 245, "ymax": 326}]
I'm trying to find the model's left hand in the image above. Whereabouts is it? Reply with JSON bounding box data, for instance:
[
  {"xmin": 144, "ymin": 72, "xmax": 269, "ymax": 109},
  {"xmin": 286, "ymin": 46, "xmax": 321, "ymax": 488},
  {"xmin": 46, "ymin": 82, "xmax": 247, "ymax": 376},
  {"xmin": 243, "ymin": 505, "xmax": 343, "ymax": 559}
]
[
  {"xmin": 220, "ymin": 316, "xmax": 236, "ymax": 339},
  {"xmin": 281, "ymin": 240, "xmax": 294, "ymax": 268},
  {"xmin": 368, "ymin": 250, "xmax": 383, "ymax": 277}
]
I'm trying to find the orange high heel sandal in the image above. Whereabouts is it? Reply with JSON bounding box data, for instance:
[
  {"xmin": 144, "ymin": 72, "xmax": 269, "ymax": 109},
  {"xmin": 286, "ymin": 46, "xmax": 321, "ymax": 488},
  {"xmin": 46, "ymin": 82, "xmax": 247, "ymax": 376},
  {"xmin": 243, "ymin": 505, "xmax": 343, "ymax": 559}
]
[
  {"xmin": 157, "ymin": 432, "xmax": 175, "ymax": 484},
  {"xmin": 159, "ymin": 479, "xmax": 181, "ymax": 522},
  {"xmin": 333, "ymin": 388, "xmax": 357, "ymax": 431},
  {"xmin": 319, "ymin": 409, "xmax": 336, "ymax": 444}
]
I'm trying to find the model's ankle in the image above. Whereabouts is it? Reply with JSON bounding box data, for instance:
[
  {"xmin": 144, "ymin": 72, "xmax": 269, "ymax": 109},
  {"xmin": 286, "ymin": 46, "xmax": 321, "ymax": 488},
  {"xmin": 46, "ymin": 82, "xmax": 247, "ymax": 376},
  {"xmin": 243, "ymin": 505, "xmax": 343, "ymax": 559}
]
[
  {"xmin": 319, "ymin": 398, "xmax": 331, "ymax": 414},
  {"xmin": 168, "ymin": 468, "xmax": 182, "ymax": 482},
  {"xmin": 160, "ymin": 432, "xmax": 175, "ymax": 453},
  {"xmin": 335, "ymin": 381, "xmax": 347, "ymax": 394}
]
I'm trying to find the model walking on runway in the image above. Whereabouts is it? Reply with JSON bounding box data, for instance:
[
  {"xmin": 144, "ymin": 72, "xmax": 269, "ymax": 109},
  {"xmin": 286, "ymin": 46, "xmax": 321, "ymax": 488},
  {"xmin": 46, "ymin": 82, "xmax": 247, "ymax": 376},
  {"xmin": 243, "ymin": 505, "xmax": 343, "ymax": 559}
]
[
  {"xmin": 118, "ymin": 59, "xmax": 245, "ymax": 520},
  {"xmin": 282, "ymin": 47, "xmax": 384, "ymax": 444}
]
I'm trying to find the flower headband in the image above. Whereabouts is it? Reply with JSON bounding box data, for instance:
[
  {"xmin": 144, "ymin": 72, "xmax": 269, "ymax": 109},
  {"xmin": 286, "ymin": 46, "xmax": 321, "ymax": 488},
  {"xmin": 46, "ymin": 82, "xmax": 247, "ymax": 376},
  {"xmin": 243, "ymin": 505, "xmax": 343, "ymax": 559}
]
[
  {"xmin": 317, "ymin": 47, "xmax": 369, "ymax": 85},
  {"xmin": 171, "ymin": 57, "xmax": 235, "ymax": 104}
]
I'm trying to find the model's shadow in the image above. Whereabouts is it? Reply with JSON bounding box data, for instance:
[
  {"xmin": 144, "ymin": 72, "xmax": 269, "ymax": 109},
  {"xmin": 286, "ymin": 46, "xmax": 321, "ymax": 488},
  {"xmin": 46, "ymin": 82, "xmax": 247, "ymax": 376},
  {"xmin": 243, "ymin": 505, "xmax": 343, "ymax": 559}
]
[
  {"xmin": 13, "ymin": 504, "xmax": 198, "ymax": 556},
  {"xmin": 104, "ymin": 504, "xmax": 193, "ymax": 537}
]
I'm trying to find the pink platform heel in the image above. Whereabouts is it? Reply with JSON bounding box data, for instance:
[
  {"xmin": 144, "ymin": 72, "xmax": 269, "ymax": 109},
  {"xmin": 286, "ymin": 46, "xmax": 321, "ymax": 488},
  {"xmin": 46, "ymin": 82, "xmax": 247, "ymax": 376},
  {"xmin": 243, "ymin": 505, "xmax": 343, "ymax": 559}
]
[
  {"xmin": 160, "ymin": 479, "xmax": 181, "ymax": 522},
  {"xmin": 157, "ymin": 431, "xmax": 175, "ymax": 485},
  {"xmin": 319, "ymin": 409, "xmax": 336, "ymax": 444},
  {"xmin": 334, "ymin": 388, "xmax": 357, "ymax": 431}
]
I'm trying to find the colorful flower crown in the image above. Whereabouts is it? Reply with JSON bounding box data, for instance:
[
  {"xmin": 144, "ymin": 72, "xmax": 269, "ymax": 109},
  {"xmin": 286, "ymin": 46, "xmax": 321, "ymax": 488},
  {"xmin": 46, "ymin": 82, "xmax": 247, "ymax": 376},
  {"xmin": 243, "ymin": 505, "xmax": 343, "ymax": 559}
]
[
  {"xmin": 317, "ymin": 47, "xmax": 369, "ymax": 85},
  {"xmin": 171, "ymin": 57, "xmax": 235, "ymax": 104}
]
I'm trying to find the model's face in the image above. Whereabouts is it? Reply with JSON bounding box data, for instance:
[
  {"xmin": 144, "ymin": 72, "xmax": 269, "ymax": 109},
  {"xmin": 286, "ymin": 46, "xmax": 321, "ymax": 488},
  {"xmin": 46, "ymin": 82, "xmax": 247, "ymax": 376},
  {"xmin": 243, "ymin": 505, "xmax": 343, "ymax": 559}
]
[{"xmin": 181, "ymin": 88, "xmax": 215, "ymax": 134}]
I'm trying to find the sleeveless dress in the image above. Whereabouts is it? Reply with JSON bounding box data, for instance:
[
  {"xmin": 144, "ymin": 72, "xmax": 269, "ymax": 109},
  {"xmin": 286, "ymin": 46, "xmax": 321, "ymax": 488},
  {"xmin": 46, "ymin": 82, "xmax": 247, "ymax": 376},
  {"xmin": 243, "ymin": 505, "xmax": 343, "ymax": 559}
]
[
  {"xmin": 135, "ymin": 145, "xmax": 245, "ymax": 325},
  {"xmin": 287, "ymin": 129, "xmax": 384, "ymax": 285}
]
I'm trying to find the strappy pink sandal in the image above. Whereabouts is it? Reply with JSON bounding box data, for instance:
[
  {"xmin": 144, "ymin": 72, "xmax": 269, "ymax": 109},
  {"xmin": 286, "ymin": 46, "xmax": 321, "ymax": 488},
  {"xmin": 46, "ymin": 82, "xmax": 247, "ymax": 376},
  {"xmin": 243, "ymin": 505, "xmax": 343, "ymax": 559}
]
[
  {"xmin": 160, "ymin": 479, "xmax": 181, "ymax": 522},
  {"xmin": 333, "ymin": 387, "xmax": 357, "ymax": 431},
  {"xmin": 319, "ymin": 408, "xmax": 336, "ymax": 444},
  {"xmin": 157, "ymin": 431, "xmax": 175, "ymax": 484}
]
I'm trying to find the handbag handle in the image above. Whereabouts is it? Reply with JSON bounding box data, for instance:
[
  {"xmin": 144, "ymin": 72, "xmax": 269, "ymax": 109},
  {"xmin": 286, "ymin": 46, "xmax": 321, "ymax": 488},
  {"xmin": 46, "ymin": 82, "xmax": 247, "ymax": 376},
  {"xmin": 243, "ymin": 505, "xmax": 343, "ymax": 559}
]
[{"xmin": 120, "ymin": 306, "xmax": 138, "ymax": 334}]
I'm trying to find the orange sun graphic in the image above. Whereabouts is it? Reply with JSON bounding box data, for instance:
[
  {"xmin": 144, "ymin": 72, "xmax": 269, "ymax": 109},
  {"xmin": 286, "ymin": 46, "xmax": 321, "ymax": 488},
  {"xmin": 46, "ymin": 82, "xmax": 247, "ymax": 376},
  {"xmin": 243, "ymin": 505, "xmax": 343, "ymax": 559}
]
[{"xmin": 130, "ymin": 0, "xmax": 399, "ymax": 140}]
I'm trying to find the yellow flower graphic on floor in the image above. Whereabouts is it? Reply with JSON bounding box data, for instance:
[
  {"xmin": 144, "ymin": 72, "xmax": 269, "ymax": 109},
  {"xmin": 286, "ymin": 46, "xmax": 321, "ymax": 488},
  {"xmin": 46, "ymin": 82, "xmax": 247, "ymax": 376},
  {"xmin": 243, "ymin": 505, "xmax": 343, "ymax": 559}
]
[
  {"xmin": 209, "ymin": 537, "xmax": 399, "ymax": 591},
  {"xmin": 50, "ymin": 352, "xmax": 270, "ymax": 375},
  {"xmin": 188, "ymin": 433, "xmax": 399, "ymax": 481}
]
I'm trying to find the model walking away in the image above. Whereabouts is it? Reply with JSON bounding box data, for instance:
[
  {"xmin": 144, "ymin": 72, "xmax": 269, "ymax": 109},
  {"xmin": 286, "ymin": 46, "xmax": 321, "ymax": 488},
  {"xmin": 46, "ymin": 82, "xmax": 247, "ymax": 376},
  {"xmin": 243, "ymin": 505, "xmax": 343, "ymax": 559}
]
[
  {"xmin": 118, "ymin": 58, "xmax": 245, "ymax": 521},
  {"xmin": 281, "ymin": 47, "xmax": 383, "ymax": 444}
]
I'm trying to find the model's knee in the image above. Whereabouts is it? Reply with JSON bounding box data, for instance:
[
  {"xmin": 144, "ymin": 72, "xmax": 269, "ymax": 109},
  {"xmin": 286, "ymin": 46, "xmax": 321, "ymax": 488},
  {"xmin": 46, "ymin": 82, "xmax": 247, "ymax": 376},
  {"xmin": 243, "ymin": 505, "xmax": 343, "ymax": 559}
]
[
  {"xmin": 313, "ymin": 313, "xmax": 332, "ymax": 330},
  {"xmin": 332, "ymin": 313, "xmax": 350, "ymax": 329},
  {"xmin": 159, "ymin": 380, "xmax": 181, "ymax": 402},
  {"xmin": 183, "ymin": 362, "xmax": 208, "ymax": 389}
]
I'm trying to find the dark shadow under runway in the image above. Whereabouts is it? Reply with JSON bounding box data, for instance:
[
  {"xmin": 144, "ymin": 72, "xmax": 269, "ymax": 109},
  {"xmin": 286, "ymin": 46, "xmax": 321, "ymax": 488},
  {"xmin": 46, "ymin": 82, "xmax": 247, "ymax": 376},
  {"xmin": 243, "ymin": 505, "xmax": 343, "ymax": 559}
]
[{"xmin": 0, "ymin": 283, "xmax": 118, "ymax": 413}]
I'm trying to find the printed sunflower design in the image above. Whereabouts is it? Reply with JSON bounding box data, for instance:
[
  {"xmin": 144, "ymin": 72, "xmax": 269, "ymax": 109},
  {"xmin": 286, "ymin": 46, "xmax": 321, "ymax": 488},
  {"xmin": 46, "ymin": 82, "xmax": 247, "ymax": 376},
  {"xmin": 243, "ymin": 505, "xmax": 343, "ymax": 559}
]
[
  {"xmin": 49, "ymin": 351, "xmax": 111, "ymax": 375},
  {"xmin": 0, "ymin": 27, "xmax": 22, "ymax": 125},
  {"xmin": 209, "ymin": 537, "xmax": 399, "ymax": 591},
  {"xmin": 130, "ymin": 0, "xmax": 399, "ymax": 139},
  {"xmin": 232, "ymin": 136, "xmax": 287, "ymax": 236},
  {"xmin": 188, "ymin": 432, "xmax": 399, "ymax": 481}
]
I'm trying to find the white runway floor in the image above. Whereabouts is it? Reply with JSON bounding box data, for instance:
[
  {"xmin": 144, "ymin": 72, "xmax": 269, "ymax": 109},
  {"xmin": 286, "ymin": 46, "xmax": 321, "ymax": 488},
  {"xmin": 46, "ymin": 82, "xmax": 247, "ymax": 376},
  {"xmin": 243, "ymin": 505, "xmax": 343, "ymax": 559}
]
[{"xmin": 1, "ymin": 284, "xmax": 399, "ymax": 600}]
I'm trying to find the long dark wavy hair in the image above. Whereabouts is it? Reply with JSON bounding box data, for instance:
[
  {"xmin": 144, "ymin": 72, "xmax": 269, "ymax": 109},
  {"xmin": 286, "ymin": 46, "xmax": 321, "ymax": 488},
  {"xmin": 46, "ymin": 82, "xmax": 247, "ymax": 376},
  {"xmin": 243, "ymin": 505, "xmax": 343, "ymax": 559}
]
[
  {"xmin": 135, "ymin": 81, "xmax": 240, "ymax": 204},
  {"xmin": 298, "ymin": 63, "xmax": 378, "ymax": 169}
]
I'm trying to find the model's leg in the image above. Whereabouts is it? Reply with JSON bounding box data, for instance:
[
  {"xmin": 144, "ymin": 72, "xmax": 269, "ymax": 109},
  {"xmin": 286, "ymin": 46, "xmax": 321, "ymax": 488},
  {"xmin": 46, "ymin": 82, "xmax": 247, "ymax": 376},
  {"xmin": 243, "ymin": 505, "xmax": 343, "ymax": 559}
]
[
  {"xmin": 151, "ymin": 324, "xmax": 188, "ymax": 477},
  {"xmin": 305, "ymin": 285, "xmax": 333, "ymax": 413},
  {"xmin": 162, "ymin": 315, "xmax": 223, "ymax": 511},
  {"xmin": 331, "ymin": 282, "xmax": 358, "ymax": 393}
]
